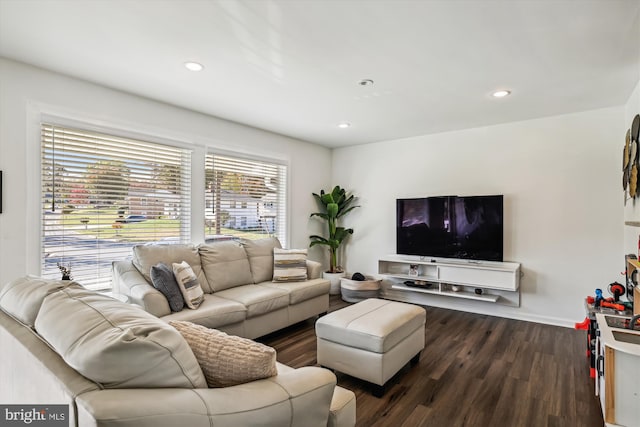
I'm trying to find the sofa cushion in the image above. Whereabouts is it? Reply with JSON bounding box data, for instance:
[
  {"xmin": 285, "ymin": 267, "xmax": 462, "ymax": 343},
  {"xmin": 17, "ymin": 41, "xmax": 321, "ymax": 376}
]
[
  {"xmin": 214, "ymin": 285, "xmax": 289, "ymax": 319},
  {"xmin": 170, "ymin": 320, "xmax": 277, "ymax": 387},
  {"xmin": 241, "ymin": 237, "xmax": 282, "ymax": 283},
  {"xmin": 162, "ymin": 294, "xmax": 247, "ymax": 329},
  {"xmin": 199, "ymin": 241, "xmax": 254, "ymax": 292},
  {"xmin": 150, "ymin": 263, "xmax": 185, "ymax": 312},
  {"xmin": 132, "ymin": 244, "xmax": 212, "ymax": 293},
  {"xmin": 0, "ymin": 276, "xmax": 74, "ymax": 327},
  {"xmin": 259, "ymin": 278, "xmax": 331, "ymax": 305},
  {"xmin": 172, "ymin": 261, "xmax": 205, "ymax": 309},
  {"xmin": 34, "ymin": 285, "xmax": 207, "ymax": 389},
  {"xmin": 272, "ymin": 248, "xmax": 308, "ymax": 282}
]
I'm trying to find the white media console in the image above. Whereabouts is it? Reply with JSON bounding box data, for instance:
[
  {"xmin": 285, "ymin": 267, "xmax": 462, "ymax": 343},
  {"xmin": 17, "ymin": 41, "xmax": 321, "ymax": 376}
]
[{"xmin": 378, "ymin": 255, "xmax": 521, "ymax": 307}]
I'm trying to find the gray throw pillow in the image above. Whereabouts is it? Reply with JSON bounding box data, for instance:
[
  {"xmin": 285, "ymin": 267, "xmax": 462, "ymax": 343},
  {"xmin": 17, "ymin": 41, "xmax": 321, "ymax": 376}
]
[{"xmin": 150, "ymin": 263, "xmax": 185, "ymax": 312}]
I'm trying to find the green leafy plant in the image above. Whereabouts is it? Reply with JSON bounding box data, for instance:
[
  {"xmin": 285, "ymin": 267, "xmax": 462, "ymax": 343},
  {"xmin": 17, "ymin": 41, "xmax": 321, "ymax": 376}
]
[{"xmin": 309, "ymin": 186, "xmax": 359, "ymax": 273}]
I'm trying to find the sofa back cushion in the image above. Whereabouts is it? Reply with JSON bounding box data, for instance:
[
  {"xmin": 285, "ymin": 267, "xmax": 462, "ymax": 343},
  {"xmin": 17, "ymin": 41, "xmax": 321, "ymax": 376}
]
[
  {"xmin": 0, "ymin": 276, "xmax": 74, "ymax": 327},
  {"xmin": 133, "ymin": 244, "xmax": 212, "ymax": 293},
  {"xmin": 241, "ymin": 237, "xmax": 282, "ymax": 283},
  {"xmin": 199, "ymin": 241, "xmax": 254, "ymax": 292},
  {"xmin": 35, "ymin": 284, "xmax": 207, "ymax": 389}
]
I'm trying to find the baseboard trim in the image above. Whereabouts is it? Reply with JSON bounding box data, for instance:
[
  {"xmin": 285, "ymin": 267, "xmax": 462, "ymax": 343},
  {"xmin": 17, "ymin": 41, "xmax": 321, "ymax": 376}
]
[{"xmin": 380, "ymin": 292, "xmax": 575, "ymax": 328}]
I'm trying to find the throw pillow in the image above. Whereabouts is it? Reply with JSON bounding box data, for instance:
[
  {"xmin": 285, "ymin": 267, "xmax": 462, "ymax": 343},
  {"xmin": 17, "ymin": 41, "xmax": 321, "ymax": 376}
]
[
  {"xmin": 172, "ymin": 261, "xmax": 205, "ymax": 309},
  {"xmin": 272, "ymin": 248, "xmax": 308, "ymax": 282},
  {"xmin": 150, "ymin": 263, "xmax": 185, "ymax": 312},
  {"xmin": 169, "ymin": 320, "xmax": 277, "ymax": 387}
]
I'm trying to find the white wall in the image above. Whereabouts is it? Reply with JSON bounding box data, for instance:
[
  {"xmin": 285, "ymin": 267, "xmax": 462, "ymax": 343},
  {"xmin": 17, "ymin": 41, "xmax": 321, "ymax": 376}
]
[
  {"xmin": 0, "ymin": 55, "xmax": 635, "ymax": 327},
  {"xmin": 0, "ymin": 58, "xmax": 332, "ymax": 286},
  {"xmin": 332, "ymin": 107, "xmax": 625, "ymax": 326}
]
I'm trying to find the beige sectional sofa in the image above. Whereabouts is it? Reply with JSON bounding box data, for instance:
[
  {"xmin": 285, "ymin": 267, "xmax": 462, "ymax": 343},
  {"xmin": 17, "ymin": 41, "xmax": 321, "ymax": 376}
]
[
  {"xmin": 0, "ymin": 276, "xmax": 356, "ymax": 427},
  {"xmin": 112, "ymin": 237, "xmax": 331, "ymax": 339}
]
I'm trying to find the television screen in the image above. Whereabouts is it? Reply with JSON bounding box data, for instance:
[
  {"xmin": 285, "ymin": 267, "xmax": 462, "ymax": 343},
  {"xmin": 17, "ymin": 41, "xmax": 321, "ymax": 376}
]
[{"xmin": 396, "ymin": 195, "xmax": 503, "ymax": 262}]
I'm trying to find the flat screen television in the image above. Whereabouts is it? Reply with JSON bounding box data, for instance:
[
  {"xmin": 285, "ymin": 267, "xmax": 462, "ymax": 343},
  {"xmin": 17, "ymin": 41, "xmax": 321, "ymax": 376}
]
[{"xmin": 396, "ymin": 195, "xmax": 503, "ymax": 262}]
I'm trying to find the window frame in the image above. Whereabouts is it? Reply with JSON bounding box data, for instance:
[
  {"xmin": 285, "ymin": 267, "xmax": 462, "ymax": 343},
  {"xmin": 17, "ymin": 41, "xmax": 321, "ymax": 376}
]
[
  {"xmin": 38, "ymin": 119, "xmax": 195, "ymax": 290},
  {"xmin": 28, "ymin": 109, "xmax": 291, "ymax": 286},
  {"xmin": 204, "ymin": 151, "xmax": 288, "ymax": 245}
]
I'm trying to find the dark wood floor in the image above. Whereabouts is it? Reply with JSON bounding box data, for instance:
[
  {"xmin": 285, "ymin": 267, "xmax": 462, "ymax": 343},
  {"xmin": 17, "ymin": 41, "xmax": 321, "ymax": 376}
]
[{"xmin": 259, "ymin": 296, "xmax": 604, "ymax": 427}]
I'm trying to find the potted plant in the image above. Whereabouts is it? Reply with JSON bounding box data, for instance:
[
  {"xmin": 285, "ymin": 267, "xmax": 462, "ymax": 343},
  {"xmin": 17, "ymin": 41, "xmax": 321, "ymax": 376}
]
[
  {"xmin": 57, "ymin": 263, "xmax": 72, "ymax": 280},
  {"xmin": 309, "ymin": 186, "xmax": 359, "ymax": 294}
]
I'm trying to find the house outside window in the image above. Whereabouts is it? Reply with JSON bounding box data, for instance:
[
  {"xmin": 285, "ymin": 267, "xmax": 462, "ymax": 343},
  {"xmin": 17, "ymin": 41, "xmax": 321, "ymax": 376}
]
[
  {"xmin": 205, "ymin": 153, "xmax": 287, "ymax": 243},
  {"xmin": 41, "ymin": 123, "xmax": 191, "ymax": 290}
]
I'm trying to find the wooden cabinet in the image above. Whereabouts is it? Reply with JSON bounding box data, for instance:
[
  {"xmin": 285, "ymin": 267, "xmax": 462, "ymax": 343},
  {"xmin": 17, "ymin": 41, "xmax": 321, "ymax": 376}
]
[
  {"xmin": 625, "ymin": 257, "xmax": 640, "ymax": 310},
  {"xmin": 378, "ymin": 256, "xmax": 521, "ymax": 307},
  {"xmin": 595, "ymin": 313, "xmax": 640, "ymax": 426}
]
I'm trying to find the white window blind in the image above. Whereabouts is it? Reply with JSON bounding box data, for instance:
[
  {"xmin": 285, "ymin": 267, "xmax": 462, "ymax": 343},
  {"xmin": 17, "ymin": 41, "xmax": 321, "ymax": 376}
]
[
  {"xmin": 205, "ymin": 153, "xmax": 287, "ymax": 244},
  {"xmin": 41, "ymin": 123, "xmax": 192, "ymax": 289}
]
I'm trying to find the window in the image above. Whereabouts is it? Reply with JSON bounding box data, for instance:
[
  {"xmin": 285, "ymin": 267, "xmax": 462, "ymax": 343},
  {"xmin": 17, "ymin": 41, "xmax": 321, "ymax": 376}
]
[
  {"xmin": 205, "ymin": 153, "xmax": 287, "ymax": 243},
  {"xmin": 41, "ymin": 123, "xmax": 191, "ymax": 289}
]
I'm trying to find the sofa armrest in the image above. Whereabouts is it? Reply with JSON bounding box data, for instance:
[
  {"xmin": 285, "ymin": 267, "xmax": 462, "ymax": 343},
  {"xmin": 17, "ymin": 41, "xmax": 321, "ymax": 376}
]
[
  {"xmin": 307, "ymin": 259, "xmax": 324, "ymax": 280},
  {"xmin": 111, "ymin": 261, "xmax": 170, "ymax": 317},
  {"xmin": 197, "ymin": 366, "xmax": 336, "ymax": 427},
  {"xmin": 75, "ymin": 367, "xmax": 337, "ymax": 427}
]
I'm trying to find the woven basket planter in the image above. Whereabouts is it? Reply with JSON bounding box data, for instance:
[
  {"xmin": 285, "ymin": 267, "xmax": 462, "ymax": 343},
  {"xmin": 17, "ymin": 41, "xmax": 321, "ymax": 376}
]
[{"xmin": 340, "ymin": 276, "xmax": 381, "ymax": 303}]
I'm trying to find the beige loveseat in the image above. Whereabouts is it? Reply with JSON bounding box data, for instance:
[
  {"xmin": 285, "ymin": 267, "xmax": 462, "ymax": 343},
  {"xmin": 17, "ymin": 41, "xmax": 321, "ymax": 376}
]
[
  {"xmin": 0, "ymin": 276, "xmax": 356, "ymax": 427},
  {"xmin": 112, "ymin": 237, "xmax": 330, "ymax": 339}
]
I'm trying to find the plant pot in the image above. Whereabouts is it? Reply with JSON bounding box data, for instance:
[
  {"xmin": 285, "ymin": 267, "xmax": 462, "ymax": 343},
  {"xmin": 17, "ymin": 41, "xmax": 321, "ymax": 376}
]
[
  {"xmin": 323, "ymin": 271, "xmax": 346, "ymax": 295},
  {"xmin": 340, "ymin": 276, "xmax": 381, "ymax": 303}
]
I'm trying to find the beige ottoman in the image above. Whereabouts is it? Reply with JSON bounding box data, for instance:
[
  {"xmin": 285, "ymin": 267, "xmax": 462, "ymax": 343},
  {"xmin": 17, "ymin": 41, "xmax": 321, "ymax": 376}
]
[{"xmin": 316, "ymin": 298, "xmax": 426, "ymax": 397}]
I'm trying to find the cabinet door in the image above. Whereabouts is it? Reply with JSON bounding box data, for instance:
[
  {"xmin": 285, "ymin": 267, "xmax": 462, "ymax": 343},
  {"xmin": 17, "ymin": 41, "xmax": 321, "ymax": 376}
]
[
  {"xmin": 614, "ymin": 350, "xmax": 640, "ymax": 426},
  {"xmin": 437, "ymin": 265, "xmax": 517, "ymax": 290},
  {"xmin": 604, "ymin": 345, "xmax": 615, "ymax": 425},
  {"xmin": 595, "ymin": 335, "xmax": 601, "ymax": 397}
]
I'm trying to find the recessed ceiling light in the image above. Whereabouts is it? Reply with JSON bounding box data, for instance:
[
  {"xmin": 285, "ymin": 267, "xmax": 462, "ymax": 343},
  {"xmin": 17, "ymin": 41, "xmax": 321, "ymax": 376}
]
[
  {"xmin": 492, "ymin": 90, "xmax": 511, "ymax": 98},
  {"xmin": 359, "ymin": 79, "xmax": 374, "ymax": 86},
  {"xmin": 337, "ymin": 122, "xmax": 351, "ymax": 129},
  {"xmin": 184, "ymin": 61, "xmax": 204, "ymax": 72}
]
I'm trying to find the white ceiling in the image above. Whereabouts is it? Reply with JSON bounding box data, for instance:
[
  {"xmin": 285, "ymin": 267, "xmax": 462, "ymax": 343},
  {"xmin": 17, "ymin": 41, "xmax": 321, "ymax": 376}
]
[{"xmin": 1, "ymin": 0, "xmax": 639, "ymax": 148}]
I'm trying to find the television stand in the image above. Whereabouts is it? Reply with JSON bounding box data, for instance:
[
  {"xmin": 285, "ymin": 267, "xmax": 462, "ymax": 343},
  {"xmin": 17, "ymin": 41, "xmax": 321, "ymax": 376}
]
[{"xmin": 378, "ymin": 255, "xmax": 521, "ymax": 307}]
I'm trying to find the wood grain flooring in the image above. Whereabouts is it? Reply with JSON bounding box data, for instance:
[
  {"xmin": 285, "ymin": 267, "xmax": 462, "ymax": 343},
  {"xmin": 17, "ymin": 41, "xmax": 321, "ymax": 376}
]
[{"xmin": 259, "ymin": 296, "xmax": 604, "ymax": 427}]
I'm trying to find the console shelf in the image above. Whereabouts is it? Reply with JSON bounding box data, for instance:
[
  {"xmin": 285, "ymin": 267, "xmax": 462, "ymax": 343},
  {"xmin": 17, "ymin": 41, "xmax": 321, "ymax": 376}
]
[
  {"xmin": 379, "ymin": 255, "xmax": 521, "ymax": 307},
  {"xmin": 391, "ymin": 283, "xmax": 500, "ymax": 303}
]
